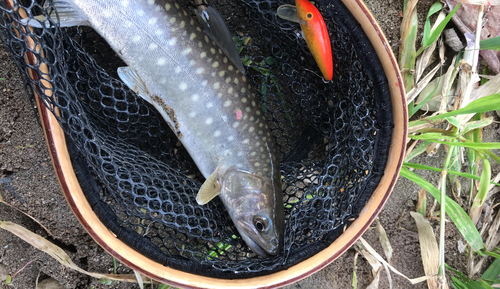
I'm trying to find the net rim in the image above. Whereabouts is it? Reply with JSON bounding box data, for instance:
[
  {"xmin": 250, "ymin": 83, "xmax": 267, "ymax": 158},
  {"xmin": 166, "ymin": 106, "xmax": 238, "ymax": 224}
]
[{"xmin": 33, "ymin": 0, "xmax": 407, "ymax": 287}]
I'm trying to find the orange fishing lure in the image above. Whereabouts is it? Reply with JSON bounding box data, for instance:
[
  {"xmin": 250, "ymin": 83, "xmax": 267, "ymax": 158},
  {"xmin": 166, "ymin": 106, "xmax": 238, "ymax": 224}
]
[{"xmin": 278, "ymin": 0, "xmax": 333, "ymax": 81}]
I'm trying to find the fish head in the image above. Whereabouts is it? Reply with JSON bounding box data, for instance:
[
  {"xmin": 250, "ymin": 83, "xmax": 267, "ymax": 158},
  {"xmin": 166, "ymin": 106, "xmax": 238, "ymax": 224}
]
[{"xmin": 220, "ymin": 168, "xmax": 284, "ymax": 257}]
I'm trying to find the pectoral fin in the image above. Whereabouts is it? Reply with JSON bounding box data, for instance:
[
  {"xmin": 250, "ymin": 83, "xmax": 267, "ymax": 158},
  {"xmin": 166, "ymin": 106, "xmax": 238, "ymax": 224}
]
[
  {"xmin": 195, "ymin": 5, "xmax": 245, "ymax": 74},
  {"xmin": 22, "ymin": 0, "xmax": 90, "ymax": 28},
  {"xmin": 117, "ymin": 67, "xmax": 152, "ymax": 104},
  {"xmin": 196, "ymin": 169, "xmax": 222, "ymax": 205}
]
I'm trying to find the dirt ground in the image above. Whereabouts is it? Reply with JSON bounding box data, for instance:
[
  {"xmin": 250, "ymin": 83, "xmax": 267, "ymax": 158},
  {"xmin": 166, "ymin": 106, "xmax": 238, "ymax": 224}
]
[{"xmin": 0, "ymin": 0, "xmax": 496, "ymax": 288}]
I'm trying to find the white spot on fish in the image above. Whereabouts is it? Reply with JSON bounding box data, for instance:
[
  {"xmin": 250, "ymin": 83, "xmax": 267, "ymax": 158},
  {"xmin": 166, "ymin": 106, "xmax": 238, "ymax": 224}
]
[
  {"xmin": 228, "ymin": 87, "xmax": 233, "ymax": 94},
  {"xmin": 157, "ymin": 58, "xmax": 166, "ymax": 65},
  {"xmin": 237, "ymin": 151, "xmax": 244, "ymax": 157},
  {"xmin": 250, "ymin": 116, "xmax": 255, "ymax": 121},
  {"xmin": 219, "ymin": 71, "xmax": 226, "ymax": 77},
  {"xmin": 232, "ymin": 122, "xmax": 239, "ymax": 128},
  {"xmin": 256, "ymin": 110, "xmax": 261, "ymax": 115},
  {"xmin": 225, "ymin": 77, "xmax": 231, "ymax": 83},
  {"xmin": 175, "ymin": 66, "xmax": 182, "ymax": 73},
  {"xmin": 191, "ymin": 94, "xmax": 199, "ymax": 101},
  {"xmin": 241, "ymin": 87, "xmax": 246, "ymax": 93},
  {"xmin": 255, "ymin": 162, "xmax": 261, "ymax": 167},
  {"xmin": 204, "ymin": 35, "xmax": 209, "ymax": 43},
  {"xmin": 222, "ymin": 115, "xmax": 227, "ymax": 122},
  {"xmin": 212, "ymin": 62, "xmax": 219, "ymax": 68},
  {"xmin": 147, "ymin": 0, "xmax": 154, "ymax": 4},
  {"xmin": 249, "ymin": 127, "xmax": 255, "ymax": 132},
  {"xmin": 196, "ymin": 67, "xmax": 204, "ymax": 75},
  {"xmin": 234, "ymin": 78, "xmax": 239, "ymax": 85},
  {"xmin": 179, "ymin": 82, "xmax": 188, "ymax": 91},
  {"xmin": 149, "ymin": 43, "xmax": 158, "ymax": 50},
  {"xmin": 218, "ymin": 49, "xmax": 223, "ymax": 54},
  {"xmin": 168, "ymin": 38, "xmax": 177, "ymax": 46},
  {"xmin": 263, "ymin": 137, "xmax": 267, "ymax": 141},
  {"xmin": 213, "ymin": 82, "xmax": 220, "ymax": 89},
  {"xmin": 198, "ymin": 41, "xmax": 203, "ymax": 48},
  {"xmin": 155, "ymin": 29, "xmax": 163, "ymax": 36},
  {"xmin": 148, "ymin": 18, "xmax": 158, "ymax": 25},
  {"xmin": 214, "ymin": 130, "xmax": 221, "ymax": 137},
  {"xmin": 132, "ymin": 35, "xmax": 141, "ymax": 42},
  {"xmin": 259, "ymin": 123, "xmax": 263, "ymax": 127},
  {"xmin": 180, "ymin": 21, "xmax": 185, "ymax": 28},
  {"xmin": 242, "ymin": 139, "xmax": 249, "ymax": 144},
  {"xmin": 182, "ymin": 47, "xmax": 192, "ymax": 55},
  {"xmin": 138, "ymin": 10, "xmax": 145, "ymax": 16},
  {"xmin": 227, "ymin": 136, "xmax": 234, "ymax": 141},
  {"xmin": 241, "ymin": 98, "xmax": 247, "ymax": 103},
  {"xmin": 217, "ymin": 93, "xmax": 223, "ymax": 98},
  {"xmin": 189, "ymin": 60, "xmax": 196, "ymax": 66},
  {"xmin": 165, "ymin": 3, "xmax": 171, "ymax": 10},
  {"xmin": 122, "ymin": 0, "xmax": 129, "ymax": 7},
  {"xmin": 205, "ymin": 118, "xmax": 213, "ymax": 125},
  {"xmin": 175, "ymin": 3, "xmax": 180, "ymax": 8},
  {"xmin": 155, "ymin": 5, "xmax": 161, "ymax": 11},
  {"xmin": 250, "ymin": 152, "xmax": 256, "ymax": 157},
  {"xmin": 190, "ymin": 33, "xmax": 196, "ymax": 40},
  {"xmin": 252, "ymin": 101, "xmax": 256, "ymax": 107},
  {"xmin": 206, "ymin": 102, "xmax": 213, "ymax": 108},
  {"xmin": 228, "ymin": 65, "xmax": 234, "ymax": 71},
  {"xmin": 245, "ymin": 107, "xmax": 251, "ymax": 112},
  {"xmin": 189, "ymin": 111, "xmax": 196, "ymax": 118},
  {"xmin": 200, "ymin": 52, "xmax": 207, "ymax": 59},
  {"xmin": 223, "ymin": 57, "xmax": 228, "ymax": 63},
  {"xmin": 210, "ymin": 48, "xmax": 216, "ymax": 54},
  {"xmin": 224, "ymin": 100, "xmax": 232, "ymax": 107},
  {"xmin": 170, "ymin": 17, "xmax": 176, "ymax": 24},
  {"xmin": 190, "ymin": 19, "xmax": 194, "ymax": 25}
]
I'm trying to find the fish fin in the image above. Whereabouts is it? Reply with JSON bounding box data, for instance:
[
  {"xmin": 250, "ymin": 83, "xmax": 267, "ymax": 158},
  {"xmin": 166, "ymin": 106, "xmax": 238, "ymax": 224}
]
[
  {"xmin": 117, "ymin": 67, "xmax": 152, "ymax": 104},
  {"xmin": 277, "ymin": 5, "xmax": 306, "ymax": 25},
  {"xmin": 196, "ymin": 169, "xmax": 222, "ymax": 205},
  {"xmin": 22, "ymin": 0, "xmax": 90, "ymax": 28},
  {"xmin": 195, "ymin": 5, "xmax": 245, "ymax": 75}
]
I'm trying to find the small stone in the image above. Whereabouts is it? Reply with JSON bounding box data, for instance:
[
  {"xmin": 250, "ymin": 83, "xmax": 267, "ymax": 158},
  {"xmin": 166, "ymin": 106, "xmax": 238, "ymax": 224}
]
[{"xmin": 36, "ymin": 278, "xmax": 64, "ymax": 289}]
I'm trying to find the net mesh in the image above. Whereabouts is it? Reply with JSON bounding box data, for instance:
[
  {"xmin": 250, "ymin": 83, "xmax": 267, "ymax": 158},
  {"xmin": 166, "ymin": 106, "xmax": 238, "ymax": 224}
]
[{"xmin": 0, "ymin": 0, "xmax": 393, "ymax": 278}]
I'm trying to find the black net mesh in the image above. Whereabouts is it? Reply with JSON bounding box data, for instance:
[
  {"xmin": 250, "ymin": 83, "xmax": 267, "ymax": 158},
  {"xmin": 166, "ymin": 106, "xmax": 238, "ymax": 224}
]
[{"xmin": 0, "ymin": 0, "xmax": 393, "ymax": 278}]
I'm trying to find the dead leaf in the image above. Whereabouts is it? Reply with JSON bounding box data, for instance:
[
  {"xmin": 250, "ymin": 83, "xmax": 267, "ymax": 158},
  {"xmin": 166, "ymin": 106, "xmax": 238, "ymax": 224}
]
[
  {"xmin": 0, "ymin": 221, "xmax": 154, "ymax": 284},
  {"xmin": 410, "ymin": 212, "xmax": 449, "ymax": 289},
  {"xmin": 375, "ymin": 218, "xmax": 393, "ymax": 263},
  {"xmin": 446, "ymin": 0, "xmax": 500, "ymax": 73}
]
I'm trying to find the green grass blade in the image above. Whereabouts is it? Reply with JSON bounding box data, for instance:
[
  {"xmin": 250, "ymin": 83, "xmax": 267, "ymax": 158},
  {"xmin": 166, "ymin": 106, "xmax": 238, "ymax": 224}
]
[
  {"xmin": 409, "ymin": 132, "xmax": 457, "ymax": 141},
  {"xmin": 472, "ymin": 156, "xmax": 490, "ymax": 208},
  {"xmin": 401, "ymin": 168, "xmax": 484, "ymax": 251},
  {"xmin": 480, "ymin": 36, "xmax": 500, "ymax": 51},
  {"xmin": 403, "ymin": 162, "xmax": 500, "ymax": 186},
  {"xmin": 408, "ymin": 138, "xmax": 500, "ymax": 150},
  {"xmin": 426, "ymin": 3, "xmax": 460, "ymax": 48},
  {"xmin": 409, "ymin": 94, "xmax": 500, "ymax": 128},
  {"xmin": 405, "ymin": 140, "xmax": 433, "ymax": 162},
  {"xmin": 408, "ymin": 71, "xmax": 442, "ymax": 117},
  {"xmin": 399, "ymin": 3, "xmax": 418, "ymax": 91},
  {"xmin": 422, "ymin": 2, "xmax": 443, "ymax": 47},
  {"xmin": 482, "ymin": 259, "xmax": 500, "ymax": 282}
]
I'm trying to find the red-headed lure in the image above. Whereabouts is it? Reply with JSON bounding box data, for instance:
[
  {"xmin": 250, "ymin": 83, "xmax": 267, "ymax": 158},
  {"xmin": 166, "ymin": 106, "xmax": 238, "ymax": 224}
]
[{"xmin": 277, "ymin": 0, "xmax": 333, "ymax": 81}]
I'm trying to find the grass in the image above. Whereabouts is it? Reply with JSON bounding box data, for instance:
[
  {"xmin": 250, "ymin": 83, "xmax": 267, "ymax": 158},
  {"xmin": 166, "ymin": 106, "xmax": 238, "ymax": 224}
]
[{"xmin": 397, "ymin": 1, "xmax": 500, "ymax": 288}]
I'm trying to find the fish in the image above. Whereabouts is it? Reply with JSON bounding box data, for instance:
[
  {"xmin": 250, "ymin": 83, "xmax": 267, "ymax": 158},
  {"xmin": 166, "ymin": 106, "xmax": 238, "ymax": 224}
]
[
  {"xmin": 28, "ymin": 0, "xmax": 284, "ymax": 257},
  {"xmin": 277, "ymin": 0, "xmax": 333, "ymax": 81}
]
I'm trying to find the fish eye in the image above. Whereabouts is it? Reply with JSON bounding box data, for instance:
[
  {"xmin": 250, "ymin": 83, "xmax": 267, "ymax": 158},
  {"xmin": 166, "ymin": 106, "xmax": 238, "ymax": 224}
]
[
  {"xmin": 254, "ymin": 216, "xmax": 269, "ymax": 232},
  {"xmin": 306, "ymin": 13, "xmax": 313, "ymax": 19}
]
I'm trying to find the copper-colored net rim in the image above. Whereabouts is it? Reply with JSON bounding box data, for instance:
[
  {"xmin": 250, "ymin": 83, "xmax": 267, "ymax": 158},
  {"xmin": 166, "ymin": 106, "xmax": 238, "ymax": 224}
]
[{"xmin": 36, "ymin": 0, "xmax": 407, "ymax": 288}]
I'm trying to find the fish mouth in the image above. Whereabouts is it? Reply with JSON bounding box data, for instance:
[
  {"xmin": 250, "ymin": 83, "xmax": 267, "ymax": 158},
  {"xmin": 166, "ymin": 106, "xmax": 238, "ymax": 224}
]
[{"xmin": 241, "ymin": 234, "xmax": 280, "ymax": 257}]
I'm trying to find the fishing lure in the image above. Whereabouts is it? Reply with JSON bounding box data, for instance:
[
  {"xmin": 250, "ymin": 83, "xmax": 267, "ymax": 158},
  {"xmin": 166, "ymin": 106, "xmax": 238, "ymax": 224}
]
[{"xmin": 278, "ymin": 0, "xmax": 333, "ymax": 81}]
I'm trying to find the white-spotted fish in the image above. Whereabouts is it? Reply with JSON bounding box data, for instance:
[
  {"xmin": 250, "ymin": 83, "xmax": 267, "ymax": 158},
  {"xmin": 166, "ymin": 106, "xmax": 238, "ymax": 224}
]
[{"xmin": 30, "ymin": 0, "xmax": 284, "ymax": 256}]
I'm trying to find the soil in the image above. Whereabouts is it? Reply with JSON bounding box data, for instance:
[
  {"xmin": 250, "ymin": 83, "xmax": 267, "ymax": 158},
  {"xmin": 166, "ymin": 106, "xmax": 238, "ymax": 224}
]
[{"xmin": 0, "ymin": 0, "xmax": 497, "ymax": 288}]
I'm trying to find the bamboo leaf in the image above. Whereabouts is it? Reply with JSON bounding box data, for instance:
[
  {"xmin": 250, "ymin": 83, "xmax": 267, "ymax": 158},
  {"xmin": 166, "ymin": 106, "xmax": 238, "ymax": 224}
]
[
  {"xmin": 400, "ymin": 168, "xmax": 484, "ymax": 251},
  {"xmin": 409, "ymin": 94, "xmax": 500, "ymax": 128},
  {"xmin": 480, "ymin": 36, "xmax": 500, "ymax": 51}
]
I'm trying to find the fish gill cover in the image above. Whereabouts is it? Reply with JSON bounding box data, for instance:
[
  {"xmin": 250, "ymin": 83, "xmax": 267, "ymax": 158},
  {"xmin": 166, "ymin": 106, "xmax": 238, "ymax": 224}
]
[{"xmin": 0, "ymin": 0, "xmax": 393, "ymax": 278}]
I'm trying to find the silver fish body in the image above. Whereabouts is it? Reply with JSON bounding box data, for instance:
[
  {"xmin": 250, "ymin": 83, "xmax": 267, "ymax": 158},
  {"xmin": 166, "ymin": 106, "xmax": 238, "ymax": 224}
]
[{"xmin": 61, "ymin": 0, "xmax": 284, "ymax": 256}]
